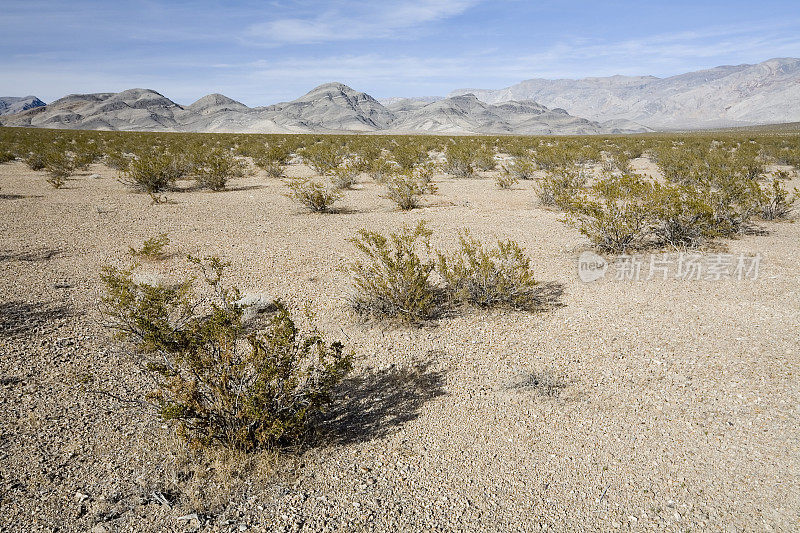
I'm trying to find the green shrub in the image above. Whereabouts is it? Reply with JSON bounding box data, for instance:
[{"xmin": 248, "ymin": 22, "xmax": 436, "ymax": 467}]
[
  {"xmin": 0, "ymin": 151, "xmax": 15, "ymax": 164},
  {"xmin": 495, "ymin": 167, "xmax": 519, "ymax": 189},
  {"xmin": 43, "ymin": 151, "xmax": 77, "ymax": 188},
  {"xmin": 122, "ymin": 150, "xmax": 186, "ymax": 193},
  {"xmin": 194, "ymin": 149, "xmax": 247, "ymax": 191},
  {"xmin": 73, "ymin": 148, "xmax": 100, "ymax": 171},
  {"xmin": 562, "ymin": 173, "xmax": 654, "ymax": 253},
  {"xmin": 100, "ymin": 256, "xmax": 352, "ymax": 450},
  {"xmin": 285, "ymin": 178, "xmax": 342, "ymax": 212},
  {"xmin": 535, "ymin": 167, "xmax": 586, "ymax": 207},
  {"xmin": 300, "ymin": 142, "xmax": 343, "ymax": 174},
  {"xmin": 505, "ymin": 157, "xmax": 537, "ymax": 180},
  {"xmin": 703, "ymin": 173, "xmax": 762, "ymax": 237},
  {"xmin": 436, "ymin": 231, "xmax": 540, "ymax": 310},
  {"xmin": 129, "ymin": 233, "xmax": 171, "ymax": 260},
  {"xmin": 105, "ymin": 151, "xmax": 133, "ymax": 171},
  {"xmin": 24, "ymin": 152, "xmax": 47, "ymax": 171},
  {"xmin": 349, "ymin": 222, "xmax": 442, "ymax": 324},
  {"xmin": 328, "ymin": 163, "xmax": 359, "ymax": 190},
  {"xmin": 444, "ymin": 142, "xmax": 475, "ymax": 178},
  {"xmin": 473, "ymin": 143, "xmax": 497, "ymax": 171},
  {"xmin": 390, "ymin": 141, "xmax": 428, "ymax": 170},
  {"xmin": 759, "ymin": 173, "xmax": 796, "ymax": 220},
  {"xmin": 383, "ymin": 168, "xmax": 437, "ymax": 210},
  {"xmin": 649, "ymin": 183, "xmax": 713, "ymax": 247},
  {"xmin": 367, "ymin": 158, "xmax": 397, "ymax": 184},
  {"xmin": 254, "ymin": 144, "xmax": 291, "ymax": 178}
]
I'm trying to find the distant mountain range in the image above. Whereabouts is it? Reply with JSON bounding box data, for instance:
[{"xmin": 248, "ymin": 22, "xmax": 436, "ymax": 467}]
[
  {"xmin": 0, "ymin": 96, "xmax": 46, "ymax": 116},
  {"xmin": 1, "ymin": 58, "xmax": 797, "ymax": 134},
  {"xmin": 450, "ymin": 58, "xmax": 800, "ymax": 130},
  {"xmin": 0, "ymin": 83, "xmax": 627, "ymax": 135}
]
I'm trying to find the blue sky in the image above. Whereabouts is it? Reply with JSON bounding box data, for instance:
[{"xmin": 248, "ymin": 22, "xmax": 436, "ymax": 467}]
[{"xmin": 2, "ymin": 0, "xmax": 800, "ymax": 105}]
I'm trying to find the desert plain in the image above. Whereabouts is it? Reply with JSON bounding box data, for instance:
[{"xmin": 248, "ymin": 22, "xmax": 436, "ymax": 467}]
[{"xmin": 0, "ymin": 150, "xmax": 799, "ymax": 532}]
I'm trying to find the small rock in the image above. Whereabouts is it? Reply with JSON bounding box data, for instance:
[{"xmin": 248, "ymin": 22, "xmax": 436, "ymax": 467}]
[{"xmin": 237, "ymin": 293, "xmax": 278, "ymax": 321}]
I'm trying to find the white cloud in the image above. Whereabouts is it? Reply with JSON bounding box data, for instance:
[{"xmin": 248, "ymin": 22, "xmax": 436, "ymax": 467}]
[{"xmin": 244, "ymin": 0, "xmax": 481, "ymax": 44}]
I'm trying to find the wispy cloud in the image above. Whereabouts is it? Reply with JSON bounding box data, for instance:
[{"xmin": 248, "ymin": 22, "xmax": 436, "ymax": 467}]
[{"xmin": 244, "ymin": 0, "xmax": 481, "ymax": 44}]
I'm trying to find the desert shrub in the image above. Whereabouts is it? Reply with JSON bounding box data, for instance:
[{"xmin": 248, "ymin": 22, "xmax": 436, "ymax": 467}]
[
  {"xmin": 562, "ymin": 173, "xmax": 654, "ymax": 253},
  {"xmin": 73, "ymin": 148, "xmax": 100, "ymax": 171},
  {"xmin": 368, "ymin": 158, "xmax": 398, "ymax": 184},
  {"xmin": 349, "ymin": 222, "xmax": 442, "ymax": 324},
  {"xmin": 444, "ymin": 141, "xmax": 475, "ymax": 178},
  {"xmin": 129, "ymin": 233, "xmax": 171, "ymax": 260},
  {"xmin": 193, "ymin": 149, "xmax": 247, "ymax": 191},
  {"xmin": 300, "ymin": 141, "xmax": 343, "ymax": 174},
  {"xmin": 383, "ymin": 168, "xmax": 437, "ymax": 210},
  {"xmin": 259, "ymin": 160, "xmax": 286, "ymax": 178},
  {"xmin": 43, "ymin": 151, "xmax": 77, "ymax": 188},
  {"xmin": 703, "ymin": 173, "xmax": 762, "ymax": 237},
  {"xmin": 105, "ymin": 151, "xmax": 133, "ymax": 171},
  {"xmin": 122, "ymin": 150, "xmax": 186, "ymax": 193},
  {"xmin": 285, "ymin": 178, "xmax": 342, "ymax": 212},
  {"xmin": 436, "ymin": 231, "xmax": 540, "ymax": 310},
  {"xmin": 0, "ymin": 151, "xmax": 15, "ymax": 164},
  {"xmin": 390, "ymin": 141, "xmax": 428, "ymax": 170},
  {"xmin": 533, "ymin": 144, "xmax": 582, "ymax": 170},
  {"xmin": 535, "ymin": 166, "xmax": 586, "ymax": 207},
  {"xmin": 495, "ymin": 167, "xmax": 519, "ymax": 189},
  {"xmin": 473, "ymin": 143, "xmax": 497, "ymax": 171},
  {"xmin": 100, "ymin": 256, "xmax": 352, "ymax": 450},
  {"xmin": 759, "ymin": 173, "xmax": 796, "ymax": 220},
  {"xmin": 328, "ymin": 163, "xmax": 359, "ymax": 190},
  {"xmin": 254, "ymin": 144, "xmax": 291, "ymax": 178},
  {"xmin": 506, "ymin": 157, "xmax": 537, "ymax": 180},
  {"xmin": 649, "ymin": 183, "xmax": 713, "ymax": 247},
  {"xmin": 24, "ymin": 152, "xmax": 47, "ymax": 171}
]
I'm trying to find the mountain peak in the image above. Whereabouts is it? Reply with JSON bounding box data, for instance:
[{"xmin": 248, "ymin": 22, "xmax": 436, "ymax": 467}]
[
  {"xmin": 0, "ymin": 95, "xmax": 46, "ymax": 116},
  {"xmin": 188, "ymin": 93, "xmax": 248, "ymax": 111}
]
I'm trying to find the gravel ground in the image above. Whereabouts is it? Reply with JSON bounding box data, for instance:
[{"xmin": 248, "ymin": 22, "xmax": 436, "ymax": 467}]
[{"xmin": 0, "ymin": 159, "xmax": 798, "ymax": 532}]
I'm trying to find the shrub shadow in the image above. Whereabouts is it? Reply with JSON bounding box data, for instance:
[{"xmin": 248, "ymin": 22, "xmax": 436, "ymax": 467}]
[
  {"xmin": 0, "ymin": 248, "xmax": 62, "ymax": 262},
  {"xmin": 529, "ymin": 281, "xmax": 566, "ymax": 312},
  {"xmin": 313, "ymin": 358, "xmax": 447, "ymax": 446},
  {"xmin": 0, "ymin": 300, "xmax": 70, "ymax": 338},
  {"xmin": 508, "ymin": 369, "xmax": 566, "ymax": 397},
  {"xmin": 0, "ymin": 194, "xmax": 43, "ymax": 200}
]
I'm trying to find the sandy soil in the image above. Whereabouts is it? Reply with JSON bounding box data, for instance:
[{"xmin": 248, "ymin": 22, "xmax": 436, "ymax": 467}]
[{"xmin": 0, "ymin": 159, "xmax": 798, "ymax": 532}]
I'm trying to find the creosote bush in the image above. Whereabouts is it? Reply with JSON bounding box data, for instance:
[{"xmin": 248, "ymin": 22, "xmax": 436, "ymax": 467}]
[
  {"xmin": 285, "ymin": 178, "xmax": 342, "ymax": 212},
  {"xmin": 349, "ymin": 222, "xmax": 442, "ymax": 324},
  {"xmin": 649, "ymin": 183, "xmax": 713, "ymax": 247},
  {"xmin": 122, "ymin": 150, "xmax": 186, "ymax": 193},
  {"xmin": 437, "ymin": 231, "xmax": 540, "ymax": 310},
  {"xmin": 383, "ymin": 168, "xmax": 437, "ymax": 210},
  {"xmin": 193, "ymin": 149, "xmax": 248, "ymax": 191},
  {"xmin": 129, "ymin": 233, "xmax": 171, "ymax": 260},
  {"xmin": 535, "ymin": 167, "xmax": 586, "ymax": 207},
  {"xmin": 24, "ymin": 152, "xmax": 47, "ymax": 171},
  {"xmin": 759, "ymin": 173, "xmax": 796, "ymax": 220},
  {"xmin": 444, "ymin": 142, "xmax": 475, "ymax": 178},
  {"xmin": 495, "ymin": 167, "xmax": 519, "ymax": 189},
  {"xmin": 350, "ymin": 222, "xmax": 547, "ymax": 324},
  {"xmin": 43, "ymin": 151, "xmax": 77, "ymax": 188},
  {"xmin": 505, "ymin": 157, "xmax": 537, "ymax": 180},
  {"xmin": 300, "ymin": 142, "xmax": 344, "ymax": 174},
  {"xmin": 328, "ymin": 163, "xmax": 359, "ymax": 190},
  {"xmin": 100, "ymin": 256, "xmax": 353, "ymax": 450},
  {"xmin": 562, "ymin": 173, "xmax": 654, "ymax": 254}
]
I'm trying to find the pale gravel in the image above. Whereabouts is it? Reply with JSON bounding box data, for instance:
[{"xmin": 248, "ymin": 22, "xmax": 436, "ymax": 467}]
[{"xmin": 0, "ymin": 159, "xmax": 798, "ymax": 532}]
